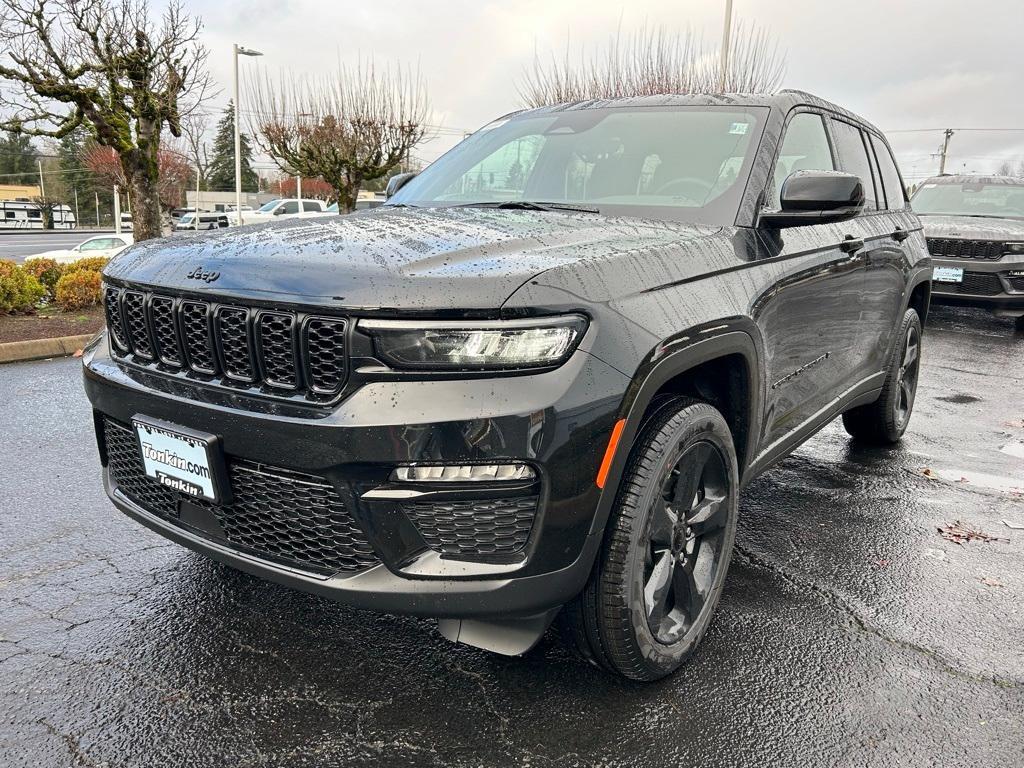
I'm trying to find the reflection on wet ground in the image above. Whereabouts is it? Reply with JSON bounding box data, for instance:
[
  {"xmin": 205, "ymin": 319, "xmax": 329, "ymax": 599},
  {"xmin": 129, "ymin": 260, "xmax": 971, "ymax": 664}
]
[{"xmin": 1, "ymin": 305, "xmax": 1021, "ymax": 767}]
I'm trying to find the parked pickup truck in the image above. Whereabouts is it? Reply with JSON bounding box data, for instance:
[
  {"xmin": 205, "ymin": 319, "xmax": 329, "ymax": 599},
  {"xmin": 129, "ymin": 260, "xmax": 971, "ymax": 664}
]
[
  {"xmin": 228, "ymin": 198, "xmax": 328, "ymax": 226},
  {"xmin": 84, "ymin": 90, "xmax": 931, "ymax": 680}
]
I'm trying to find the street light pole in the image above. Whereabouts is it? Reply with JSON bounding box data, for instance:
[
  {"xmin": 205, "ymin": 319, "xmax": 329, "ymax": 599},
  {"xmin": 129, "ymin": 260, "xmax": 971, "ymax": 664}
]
[
  {"xmin": 295, "ymin": 112, "xmax": 312, "ymax": 208},
  {"xmin": 719, "ymin": 0, "xmax": 734, "ymax": 92},
  {"xmin": 233, "ymin": 43, "xmax": 263, "ymax": 225}
]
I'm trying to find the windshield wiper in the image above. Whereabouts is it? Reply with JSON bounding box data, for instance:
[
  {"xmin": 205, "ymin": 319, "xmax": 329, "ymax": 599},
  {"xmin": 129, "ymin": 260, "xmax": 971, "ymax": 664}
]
[{"xmin": 454, "ymin": 200, "xmax": 600, "ymax": 214}]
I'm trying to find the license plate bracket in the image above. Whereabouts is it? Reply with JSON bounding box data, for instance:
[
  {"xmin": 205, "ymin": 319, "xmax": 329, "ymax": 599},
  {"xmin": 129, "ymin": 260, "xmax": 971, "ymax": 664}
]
[
  {"xmin": 132, "ymin": 415, "xmax": 230, "ymax": 504},
  {"xmin": 933, "ymin": 266, "xmax": 964, "ymax": 284}
]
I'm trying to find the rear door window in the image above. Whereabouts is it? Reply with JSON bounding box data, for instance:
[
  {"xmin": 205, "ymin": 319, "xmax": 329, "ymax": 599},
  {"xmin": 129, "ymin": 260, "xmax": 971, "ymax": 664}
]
[
  {"xmin": 830, "ymin": 120, "xmax": 879, "ymax": 211},
  {"xmin": 869, "ymin": 135, "xmax": 907, "ymax": 210},
  {"xmin": 770, "ymin": 112, "xmax": 834, "ymax": 208},
  {"xmin": 302, "ymin": 201, "xmax": 321, "ymax": 212}
]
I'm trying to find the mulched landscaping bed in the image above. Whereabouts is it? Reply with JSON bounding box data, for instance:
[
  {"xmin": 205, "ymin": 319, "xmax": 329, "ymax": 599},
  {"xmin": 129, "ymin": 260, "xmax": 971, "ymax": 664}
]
[{"xmin": 0, "ymin": 306, "xmax": 104, "ymax": 344}]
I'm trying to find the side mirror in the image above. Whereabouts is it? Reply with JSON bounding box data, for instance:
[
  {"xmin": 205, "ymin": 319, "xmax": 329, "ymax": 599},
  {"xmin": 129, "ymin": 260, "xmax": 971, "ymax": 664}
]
[
  {"xmin": 385, "ymin": 172, "xmax": 417, "ymax": 199},
  {"xmin": 760, "ymin": 171, "xmax": 865, "ymax": 228},
  {"xmin": 273, "ymin": 207, "xmax": 285, "ymax": 215}
]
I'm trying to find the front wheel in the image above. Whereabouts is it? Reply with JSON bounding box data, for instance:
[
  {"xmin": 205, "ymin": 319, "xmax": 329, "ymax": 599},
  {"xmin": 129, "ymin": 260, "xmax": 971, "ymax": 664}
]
[
  {"xmin": 842, "ymin": 308, "xmax": 922, "ymax": 444},
  {"xmin": 563, "ymin": 397, "xmax": 739, "ymax": 681}
]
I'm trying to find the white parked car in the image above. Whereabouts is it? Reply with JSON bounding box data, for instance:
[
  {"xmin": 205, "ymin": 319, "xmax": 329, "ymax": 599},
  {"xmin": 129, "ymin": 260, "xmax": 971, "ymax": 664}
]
[
  {"xmin": 229, "ymin": 198, "xmax": 328, "ymax": 226},
  {"xmin": 28, "ymin": 234, "xmax": 134, "ymax": 264}
]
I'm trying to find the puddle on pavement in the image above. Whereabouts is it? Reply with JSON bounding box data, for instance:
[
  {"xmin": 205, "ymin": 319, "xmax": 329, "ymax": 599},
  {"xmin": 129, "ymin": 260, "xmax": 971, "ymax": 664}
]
[
  {"xmin": 999, "ymin": 443, "xmax": 1024, "ymax": 460},
  {"xmin": 930, "ymin": 467, "xmax": 1023, "ymax": 493}
]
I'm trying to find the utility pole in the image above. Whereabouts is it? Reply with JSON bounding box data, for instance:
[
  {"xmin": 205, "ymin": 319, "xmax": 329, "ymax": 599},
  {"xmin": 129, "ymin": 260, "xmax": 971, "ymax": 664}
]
[
  {"xmin": 95, "ymin": 191, "xmax": 100, "ymax": 227},
  {"xmin": 114, "ymin": 185, "xmax": 121, "ymax": 235},
  {"xmin": 74, "ymin": 189, "xmax": 80, "ymax": 229},
  {"xmin": 937, "ymin": 129, "xmax": 954, "ymax": 175},
  {"xmin": 37, "ymin": 159, "xmax": 46, "ymax": 197},
  {"xmin": 719, "ymin": 0, "xmax": 734, "ymax": 92}
]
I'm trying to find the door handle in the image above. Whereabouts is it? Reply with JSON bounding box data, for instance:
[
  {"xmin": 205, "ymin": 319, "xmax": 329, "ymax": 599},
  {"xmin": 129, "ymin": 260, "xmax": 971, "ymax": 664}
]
[
  {"xmin": 840, "ymin": 235, "xmax": 864, "ymax": 253},
  {"xmin": 892, "ymin": 228, "xmax": 910, "ymax": 243}
]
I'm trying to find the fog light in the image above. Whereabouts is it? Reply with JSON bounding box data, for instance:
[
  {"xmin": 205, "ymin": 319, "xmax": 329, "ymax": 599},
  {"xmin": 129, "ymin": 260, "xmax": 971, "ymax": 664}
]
[{"xmin": 391, "ymin": 464, "xmax": 536, "ymax": 482}]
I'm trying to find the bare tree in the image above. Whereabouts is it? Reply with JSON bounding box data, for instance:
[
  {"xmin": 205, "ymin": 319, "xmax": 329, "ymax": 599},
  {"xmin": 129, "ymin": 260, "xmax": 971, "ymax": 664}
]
[
  {"xmin": 180, "ymin": 111, "xmax": 210, "ymax": 190},
  {"xmin": 518, "ymin": 22, "xmax": 785, "ymax": 108},
  {"xmin": 0, "ymin": 0, "xmax": 212, "ymax": 240},
  {"xmin": 248, "ymin": 60, "xmax": 428, "ymax": 213}
]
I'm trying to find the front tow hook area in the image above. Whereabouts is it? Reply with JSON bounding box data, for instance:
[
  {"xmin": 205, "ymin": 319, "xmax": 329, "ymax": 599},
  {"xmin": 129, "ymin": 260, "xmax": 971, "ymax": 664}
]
[{"xmin": 437, "ymin": 608, "xmax": 562, "ymax": 655}]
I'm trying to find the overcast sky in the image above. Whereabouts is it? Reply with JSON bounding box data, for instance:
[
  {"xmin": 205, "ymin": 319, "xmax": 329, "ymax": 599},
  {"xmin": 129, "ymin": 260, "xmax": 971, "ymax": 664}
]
[{"xmin": 188, "ymin": 0, "xmax": 1024, "ymax": 183}]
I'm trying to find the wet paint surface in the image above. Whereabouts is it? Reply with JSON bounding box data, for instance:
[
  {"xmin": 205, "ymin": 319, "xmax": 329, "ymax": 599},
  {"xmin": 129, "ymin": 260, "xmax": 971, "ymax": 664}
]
[{"xmin": 1, "ymin": 305, "xmax": 1022, "ymax": 767}]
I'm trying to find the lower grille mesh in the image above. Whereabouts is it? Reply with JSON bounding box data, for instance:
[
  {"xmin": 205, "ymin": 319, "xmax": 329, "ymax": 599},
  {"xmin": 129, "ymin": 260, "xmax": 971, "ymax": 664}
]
[
  {"xmin": 935, "ymin": 271, "xmax": 1004, "ymax": 296},
  {"xmin": 402, "ymin": 496, "xmax": 539, "ymax": 557},
  {"xmin": 103, "ymin": 419, "xmax": 379, "ymax": 575}
]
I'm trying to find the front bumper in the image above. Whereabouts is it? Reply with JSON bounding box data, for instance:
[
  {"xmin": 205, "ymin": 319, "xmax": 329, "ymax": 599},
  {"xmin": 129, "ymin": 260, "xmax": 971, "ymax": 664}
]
[
  {"xmin": 931, "ymin": 255, "xmax": 1024, "ymax": 315},
  {"xmin": 83, "ymin": 331, "xmax": 628, "ymax": 619}
]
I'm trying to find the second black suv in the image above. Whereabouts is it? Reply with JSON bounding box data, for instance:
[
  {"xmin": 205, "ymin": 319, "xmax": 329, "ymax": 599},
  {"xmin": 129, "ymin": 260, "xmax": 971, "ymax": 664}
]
[
  {"xmin": 912, "ymin": 174, "xmax": 1024, "ymax": 330},
  {"xmin": 84, "ymin": 90, "xmax": 931, "ymax": 680}
]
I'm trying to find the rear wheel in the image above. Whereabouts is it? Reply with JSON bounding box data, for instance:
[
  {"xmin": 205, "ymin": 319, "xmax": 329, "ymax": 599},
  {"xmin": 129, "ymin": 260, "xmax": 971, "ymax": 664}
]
[
  {"xmin": 842, "ymin": 308, "xmax": 922, "ymax": 444},
  {"xmin": 563, "ymin": 397, "xmax": 739, "ymax": 681}
]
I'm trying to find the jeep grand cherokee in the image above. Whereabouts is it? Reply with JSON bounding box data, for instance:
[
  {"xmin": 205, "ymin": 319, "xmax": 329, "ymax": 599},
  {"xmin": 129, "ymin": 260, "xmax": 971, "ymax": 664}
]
[
  {"xmin": 83, "ymin": 91, "xmax": 931, "ymax": 680},
  {"xmin": 912, "ymin": 174, "xmax": 1024, "ymax": 330}
]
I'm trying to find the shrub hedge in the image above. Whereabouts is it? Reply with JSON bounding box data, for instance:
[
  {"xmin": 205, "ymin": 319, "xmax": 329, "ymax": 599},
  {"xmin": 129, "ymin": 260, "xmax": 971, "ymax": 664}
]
[
  {"xmin": 0, "ymin": 259, "xmax": 47, "ymax": 314},
  {"xmin": 54, "ymin": 269, "xmax": 103, "ymax": 311}
]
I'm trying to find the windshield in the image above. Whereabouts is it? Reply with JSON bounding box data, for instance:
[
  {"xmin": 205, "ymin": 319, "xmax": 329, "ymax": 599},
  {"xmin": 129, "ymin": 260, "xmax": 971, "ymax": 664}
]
[
  {"xmin": 389, "ymin": 105, "xmax": 767, "ymax": 225},
  {"xmin": 257, "ymin": 199, "xmax": 283, "ymax": 213},
  {"xmin": 912, "ymin": 180, "xmax": 1024, "ymax": 218}
]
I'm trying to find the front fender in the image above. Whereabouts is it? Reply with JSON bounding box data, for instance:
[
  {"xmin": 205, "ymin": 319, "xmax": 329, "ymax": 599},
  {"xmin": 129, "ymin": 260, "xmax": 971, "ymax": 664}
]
[{"xmin": 587, "ymin": 323, "xmax": 764, "ymax": 537}]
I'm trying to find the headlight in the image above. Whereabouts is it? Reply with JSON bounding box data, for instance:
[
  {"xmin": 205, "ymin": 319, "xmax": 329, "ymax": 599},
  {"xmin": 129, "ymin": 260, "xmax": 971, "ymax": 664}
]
[
  {"xmin": 1004, "ymin": 242, "xmax": 1024, "ymax": 254},
  {"xmin": 360, "ymin": 315, "xmax": 587, "ymax": 370}
]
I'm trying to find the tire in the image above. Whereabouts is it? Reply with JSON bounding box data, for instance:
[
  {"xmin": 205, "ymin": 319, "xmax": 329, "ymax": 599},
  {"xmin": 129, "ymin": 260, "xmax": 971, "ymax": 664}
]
[
  {"xmin": 842, "ymin": 308, "xmax": 922, "ymax": 445},
  {"xmin": 563, "ymin": 397, "xmax": 739, "ymax": 681}
]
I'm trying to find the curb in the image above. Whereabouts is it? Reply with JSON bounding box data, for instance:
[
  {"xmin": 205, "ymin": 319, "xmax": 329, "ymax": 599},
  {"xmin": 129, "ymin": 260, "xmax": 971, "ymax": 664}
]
[{"xmin": 0, "ymin": 333, "xmax": 94, "ymax": 364}]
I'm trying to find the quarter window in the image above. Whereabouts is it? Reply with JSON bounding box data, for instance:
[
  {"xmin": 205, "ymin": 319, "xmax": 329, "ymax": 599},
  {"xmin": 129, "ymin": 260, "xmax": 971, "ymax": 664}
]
[
  {"xmin": 869, "ymin": 135, "xmax": 907, "ymax": 210},
  {"xmin": 770, "ymin": 113, "xmax": 834, "ymax": 208},
  {"xmin": 302, "ymin": 201, "xmax": 321, "ymax": 212},
  {"xmin": 831, "ymin": 120, "xmax": 879, "ymax": 211}
]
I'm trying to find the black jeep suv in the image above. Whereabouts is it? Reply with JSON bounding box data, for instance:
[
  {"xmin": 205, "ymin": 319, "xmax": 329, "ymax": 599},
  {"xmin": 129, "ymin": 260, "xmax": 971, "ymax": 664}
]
[
  {"xmin": 912, "ymin": 174, "xmax": 1024, "ymax": 330},
  {"xmin": 84, "ymin": 91, "xmax": 931, "ymax": 680}
]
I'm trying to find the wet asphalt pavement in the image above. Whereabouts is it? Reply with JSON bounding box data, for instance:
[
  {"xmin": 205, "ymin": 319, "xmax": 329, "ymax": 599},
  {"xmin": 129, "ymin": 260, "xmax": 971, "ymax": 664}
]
[{"xmin": 1, "ymin": 305, "xmax": 1022, "ymax": 768}]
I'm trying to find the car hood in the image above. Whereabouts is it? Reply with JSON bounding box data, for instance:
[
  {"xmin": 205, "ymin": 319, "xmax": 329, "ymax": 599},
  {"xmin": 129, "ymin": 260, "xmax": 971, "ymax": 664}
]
[
  {"xmin": 104, "ymin": 206, "xmax": 720, "ymax": 311},
  {"xmin": 918, "ymin": 214, "xmax": 1024, "ymax": 241}
]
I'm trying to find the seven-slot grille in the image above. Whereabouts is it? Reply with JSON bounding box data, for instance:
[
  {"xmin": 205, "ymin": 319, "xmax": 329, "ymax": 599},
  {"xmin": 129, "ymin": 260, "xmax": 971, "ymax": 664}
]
[
  {"xmin": 103, "ymin": 284, "xmax": 347, "ymax": 402},
  {"xmin": 926, "ymin": 238, "xmax": 1005, "ymax": 260}
]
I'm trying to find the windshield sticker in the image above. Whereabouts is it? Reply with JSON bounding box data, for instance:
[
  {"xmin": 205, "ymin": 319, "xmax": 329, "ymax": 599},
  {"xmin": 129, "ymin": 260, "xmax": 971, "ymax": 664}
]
[{"xmin": 728, "ymin": 122, "xmax": 749, "ymax": 135}]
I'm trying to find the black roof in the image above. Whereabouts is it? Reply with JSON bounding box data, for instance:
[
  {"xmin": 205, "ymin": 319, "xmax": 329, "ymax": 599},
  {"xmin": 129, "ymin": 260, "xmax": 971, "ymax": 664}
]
[{"xmin": 501, "ymin": 89, "xmax": 881, "ymax": 136}]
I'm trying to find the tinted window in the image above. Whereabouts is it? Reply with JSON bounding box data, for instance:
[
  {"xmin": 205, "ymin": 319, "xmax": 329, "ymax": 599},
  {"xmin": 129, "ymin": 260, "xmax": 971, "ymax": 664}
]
[
  {"xmin": 280, "ymin": 201, "xmax": 299, "ymax": 215},
  {"xmin": 831, "ymin": 120, "xmax": 879, "ymax": 211},
  {"xmin": 391, "ymin": 106, "xmax": 768, "ymax": 226},
  {"xmin": 302, "ymin": 201, "xmax": 321, "ymax": 212},
  {"xmin": 770, "ymin": 112, "xmax": 834, "ymax": 207},
  {"xmin": 869, "ymin": 135, "xmax": 907, "ymax": 210}
]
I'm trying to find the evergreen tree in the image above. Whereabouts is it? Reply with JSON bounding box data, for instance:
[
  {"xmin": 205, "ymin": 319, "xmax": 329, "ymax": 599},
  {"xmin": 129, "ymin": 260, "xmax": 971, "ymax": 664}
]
[
  {"xmin": 0, "ymin": 131, "xmax": 40, "ymax": 185},
  {"xmin": 57, "ymin": 127, "xmax": 96, "ymax": 207},
  {"xmin": 207, "ymin": 102, "xmax": 259, "ymax": 193}
]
